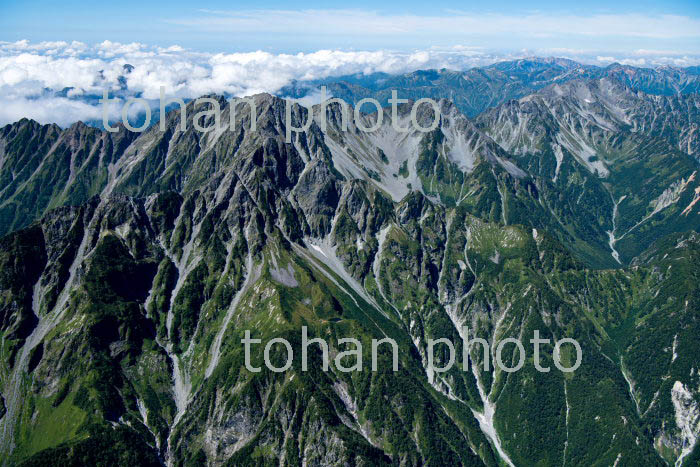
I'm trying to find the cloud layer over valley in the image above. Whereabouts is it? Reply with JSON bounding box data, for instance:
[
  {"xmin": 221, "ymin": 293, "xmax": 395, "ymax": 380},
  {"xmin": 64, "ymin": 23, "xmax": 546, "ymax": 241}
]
[{"xmin": 1, "ymin": 39, "xmax": 699, "ymax": 127}]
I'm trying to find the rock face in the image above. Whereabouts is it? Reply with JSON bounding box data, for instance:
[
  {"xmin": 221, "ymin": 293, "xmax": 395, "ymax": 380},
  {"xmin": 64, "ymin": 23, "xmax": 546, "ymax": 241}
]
[
  {"xmin": 0, "ymin": 76, "xmax": 698, "ymax": 466},
  {"xmin": 671, "ymin": 381, "xmax": 700, "ymax": 466}
]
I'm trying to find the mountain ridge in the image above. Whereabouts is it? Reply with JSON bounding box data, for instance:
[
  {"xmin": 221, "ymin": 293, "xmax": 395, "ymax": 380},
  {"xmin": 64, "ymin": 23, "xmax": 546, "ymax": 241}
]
[
  {"xmin": 0, "ymin": 76, "xmax": 698, "ymax": 465},
  {"xmin": 283, "ymin": 57, "xmax": 700, "ymax": 119}
]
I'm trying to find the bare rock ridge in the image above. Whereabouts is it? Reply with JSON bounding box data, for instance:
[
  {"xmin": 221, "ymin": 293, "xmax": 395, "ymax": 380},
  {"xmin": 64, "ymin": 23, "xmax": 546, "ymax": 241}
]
[{"xmin": 0, "ymin": 60, "xmax": 698, "ymax": 465}]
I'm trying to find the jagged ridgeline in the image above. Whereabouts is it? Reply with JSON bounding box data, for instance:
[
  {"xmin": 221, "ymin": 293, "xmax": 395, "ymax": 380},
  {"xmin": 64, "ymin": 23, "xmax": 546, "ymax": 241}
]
[
  {"xmin": 0, "ymin": 75, "xmax": 698, "ymax": 466},
  {"xmin": 284, "ymin": 57, "xmax": 700, "ymax": 118}
]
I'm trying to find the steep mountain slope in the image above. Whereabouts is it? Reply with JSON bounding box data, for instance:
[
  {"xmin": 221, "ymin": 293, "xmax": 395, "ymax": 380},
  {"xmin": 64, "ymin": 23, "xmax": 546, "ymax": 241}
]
[
  {"xmin": 0, "ymin": 93, "xmax": 698, "ymax": 466},
  {"xmin": 476, "ymin": 77, "xmax": 700, "ymax": 264},
  {"xmin": 0, "ymin": 94, "xmax": 614, "ymax": 269},
  {"xmin": 0, "ymin": 119, "xmax": 137, "ymax": 238}
]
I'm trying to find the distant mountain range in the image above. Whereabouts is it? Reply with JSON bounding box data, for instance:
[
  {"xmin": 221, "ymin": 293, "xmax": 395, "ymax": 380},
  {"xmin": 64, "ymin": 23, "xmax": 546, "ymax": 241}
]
[
  {"xmin": 284, "ymin": 57, "xmax": 700, "ymax": 117},
  {"xmin": 0, "ymin": 58, "xmax": 699, "ymax": 466}
]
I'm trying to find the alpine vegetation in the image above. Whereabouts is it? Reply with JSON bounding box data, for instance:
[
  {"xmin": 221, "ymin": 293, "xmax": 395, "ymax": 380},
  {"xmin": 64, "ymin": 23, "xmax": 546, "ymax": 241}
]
[
  {"xmin": 0, "ymin": 53, "xmax": 699, "ymax": 467},
  {"xmin": 243, "ymin": 327, "xmax": 581, "ymax": 374}
]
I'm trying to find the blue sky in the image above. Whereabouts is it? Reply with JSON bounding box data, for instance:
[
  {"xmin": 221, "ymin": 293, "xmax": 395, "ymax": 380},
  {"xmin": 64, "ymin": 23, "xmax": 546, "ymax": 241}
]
[{"xmin": 2, "ymin": 0, "xmax": 700, "ymax": 53}]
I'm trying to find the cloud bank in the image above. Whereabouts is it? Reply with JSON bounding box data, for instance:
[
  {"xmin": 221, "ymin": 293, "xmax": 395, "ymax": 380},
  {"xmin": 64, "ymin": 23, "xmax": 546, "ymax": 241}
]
[{"xmin": 1, "ymin": 40, "xmax": 699, "ymax": 127}]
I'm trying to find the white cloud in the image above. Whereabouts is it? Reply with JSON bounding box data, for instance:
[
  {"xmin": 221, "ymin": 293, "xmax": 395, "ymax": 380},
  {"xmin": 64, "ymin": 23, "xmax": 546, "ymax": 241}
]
[
  {"xmin": 0, "ymin": 40, "xmax": 504, "ymax": 126},
  {"xmin": 0, "ymin": 40, "xmax": 699, "ymax": 127},
  {"xmin": 0, "ymin": 97, "xmax": 116, "ymax": 128},
  {"xmin": 170, "ymin": 10, "xmax": 700, "ymax": 41}
]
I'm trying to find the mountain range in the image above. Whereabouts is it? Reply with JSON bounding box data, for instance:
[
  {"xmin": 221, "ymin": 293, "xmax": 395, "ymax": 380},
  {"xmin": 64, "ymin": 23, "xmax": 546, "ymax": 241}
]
[
  {"xmin": 284, "ymin": 57, "xmax": 700, "ymax": 118},
  {"xmin": 0, "ymin": 58, "xmax": 698, "ymax": 466}
]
